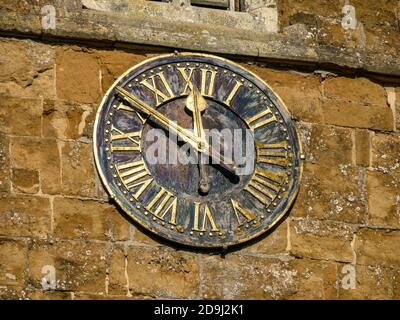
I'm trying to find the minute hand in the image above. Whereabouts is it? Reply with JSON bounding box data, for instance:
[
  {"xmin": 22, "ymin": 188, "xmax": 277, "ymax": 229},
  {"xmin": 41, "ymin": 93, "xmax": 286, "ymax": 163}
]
[{"xmin": 115, "ymin": 87, "xmax": 237, "ymax": 173}]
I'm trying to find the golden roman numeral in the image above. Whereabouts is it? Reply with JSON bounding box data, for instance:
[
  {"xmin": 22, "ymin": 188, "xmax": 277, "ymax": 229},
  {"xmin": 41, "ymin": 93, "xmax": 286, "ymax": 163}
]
[
  {"xmin": 116, "ymin": 102, "xmax": 146, "ymax": 124},
  {"xmin": 244, "ymin": 168, "xmax": 284, "ymax": 206},
  {"xmin": 145, "ymin": 187, "xmax": 178, "ymax": 224},
  {"xmin": 245, "ymin": 108, "xmax": 277, "ymax": 131},
  {"xmin": 177, "ymin": 67, "xmax": 195, "ymax": 95},
  {"xmin": 115, "ymin": 159, "xmax": 153, "ymax": 199},
  {"xmin": 231, "ymin": 199, "xmax": 256, "ymax": 225},
  {"xmin": 256, "ymin": 141, "xmax": 289, "ymax": 167},
  {"xmin": 223, "ymin": 80, "xmax": 243, "ymax": 106},
  {"xmin": 140, "ymin": 71, "xmax": 175, "ymax": 106},
  {"xmin": 110, "ymin": 125, "xmax": 141, "ymax": 152},
  {"xmin": 192, "ymin": 202, "xmax": 219, "ymax": 232},
  {"xmin": 200, "ymin": 68, "xmax": 217, "ymax": 97}
]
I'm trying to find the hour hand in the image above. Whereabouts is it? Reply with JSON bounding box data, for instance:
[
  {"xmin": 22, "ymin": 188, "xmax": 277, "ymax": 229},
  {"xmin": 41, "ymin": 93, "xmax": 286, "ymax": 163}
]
[
  {"xmin": 186, "ymin": 85, "xmax": 207, "ymax": 139},
  {"xmin": 186, "ymin": 86, "xmax": 210, "ymax": 193},
  {"xmin": 186, "ymin": 86, "xmax": 238, "ymax": 175}
]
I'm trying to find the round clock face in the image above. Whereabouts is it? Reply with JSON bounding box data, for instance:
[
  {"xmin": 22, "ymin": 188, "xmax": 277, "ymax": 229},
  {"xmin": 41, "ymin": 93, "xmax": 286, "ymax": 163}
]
[{"xmin": 94, "ymin": 53, "xmax": 302, "ymax": 248}]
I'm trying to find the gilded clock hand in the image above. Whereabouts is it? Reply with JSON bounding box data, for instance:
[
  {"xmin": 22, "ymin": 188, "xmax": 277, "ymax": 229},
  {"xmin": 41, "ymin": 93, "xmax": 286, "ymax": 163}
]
[
  {"xmin": 186, "ymin": 85, "xmax": 206, "ymax": 139},
  {"xmin": 115, "ymin": 86, "xmax": 237, "ymax": 174},
  {"xmin": 186, "ymin": 85, "xmax": 210, "ymax": 193}
]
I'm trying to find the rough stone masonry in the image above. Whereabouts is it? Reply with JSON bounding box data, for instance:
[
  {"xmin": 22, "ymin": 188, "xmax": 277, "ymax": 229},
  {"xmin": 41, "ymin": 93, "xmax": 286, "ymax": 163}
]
[{"xmin": 0, "ymin": 0, "xmax": 399, "ymax": 299}]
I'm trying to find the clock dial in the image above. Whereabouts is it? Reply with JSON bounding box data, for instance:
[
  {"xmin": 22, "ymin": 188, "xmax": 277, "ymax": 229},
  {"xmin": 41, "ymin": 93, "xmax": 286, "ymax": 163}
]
[{"xmin": 94, "ymin": 53, "xmax": 303, "ymax": 248}]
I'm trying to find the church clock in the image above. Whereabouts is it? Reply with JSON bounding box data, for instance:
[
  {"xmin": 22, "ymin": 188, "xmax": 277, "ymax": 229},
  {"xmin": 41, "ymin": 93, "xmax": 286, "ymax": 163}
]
[{"xmin": 93, "ymin": 53, "xmax": 303, "ymax": 248}]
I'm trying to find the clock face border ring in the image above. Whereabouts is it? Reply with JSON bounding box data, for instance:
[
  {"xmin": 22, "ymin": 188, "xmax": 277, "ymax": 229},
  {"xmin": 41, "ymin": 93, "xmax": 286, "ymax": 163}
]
[{"xmin": 93, "ymin": 52, "xmax": 304, "ymax": 248}]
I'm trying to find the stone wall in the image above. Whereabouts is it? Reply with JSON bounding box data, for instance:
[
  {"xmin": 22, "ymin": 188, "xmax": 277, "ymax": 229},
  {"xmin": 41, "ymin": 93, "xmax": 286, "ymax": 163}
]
[{"xmin": 0, "ymin": 0, "xmax": 400, "ymax": 300}]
